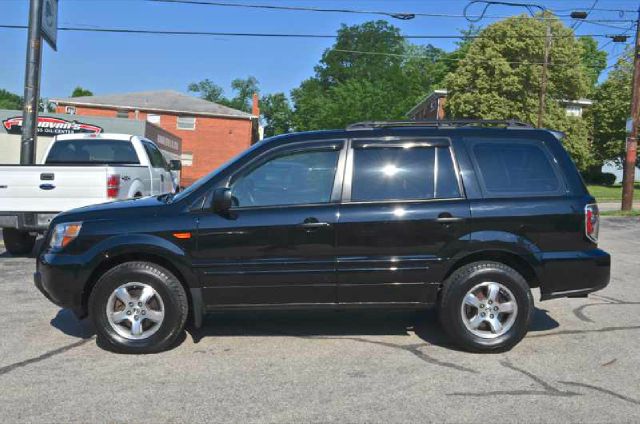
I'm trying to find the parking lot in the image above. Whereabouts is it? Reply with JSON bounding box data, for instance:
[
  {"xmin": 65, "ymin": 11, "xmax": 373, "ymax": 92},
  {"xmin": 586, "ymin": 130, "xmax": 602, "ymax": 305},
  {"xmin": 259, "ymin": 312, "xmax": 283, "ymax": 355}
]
[{"xmin": 0, "ymin": 218, "xmax": 639, "ymax": 423}]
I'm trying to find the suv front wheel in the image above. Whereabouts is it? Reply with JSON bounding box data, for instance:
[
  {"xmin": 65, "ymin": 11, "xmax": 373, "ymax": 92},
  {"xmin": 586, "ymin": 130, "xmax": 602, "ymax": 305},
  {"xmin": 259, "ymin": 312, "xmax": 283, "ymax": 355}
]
[
  {"xmin": 89, "ymin": 261, "xmax": 188, "ymax": 353},
  {"xmin": 439, "ymin": 261, "xmax": 533, "ymax": 353}
]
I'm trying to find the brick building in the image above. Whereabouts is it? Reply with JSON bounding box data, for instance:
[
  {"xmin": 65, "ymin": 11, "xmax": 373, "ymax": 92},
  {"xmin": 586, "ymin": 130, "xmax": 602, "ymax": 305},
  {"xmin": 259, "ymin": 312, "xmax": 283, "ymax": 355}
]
[
  {"xmin": 52, "ymin": 90, "xmax": 257, "ymax": 186},
  {"xmin": 406, "ymin": 89, "xmax": 448, "ymax": 120},
  {"xmin": 407, "ymin": 89, "xmax": 593, "ymax": 121}
]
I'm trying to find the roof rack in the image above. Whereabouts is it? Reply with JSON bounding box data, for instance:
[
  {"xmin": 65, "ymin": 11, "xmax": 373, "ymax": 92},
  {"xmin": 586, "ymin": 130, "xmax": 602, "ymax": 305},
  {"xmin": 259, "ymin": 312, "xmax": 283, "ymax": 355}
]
[{"xmin": 346, "ymin": 119, "xmax": 533, "ymax": 131}]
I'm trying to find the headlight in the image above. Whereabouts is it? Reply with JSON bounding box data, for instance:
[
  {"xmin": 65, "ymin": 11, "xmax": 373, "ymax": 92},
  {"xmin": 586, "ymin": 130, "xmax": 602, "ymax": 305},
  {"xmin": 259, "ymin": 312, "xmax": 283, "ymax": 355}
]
[{"xmin": 49, "ymin": 222, "xmax": 83, "ymax": 249}]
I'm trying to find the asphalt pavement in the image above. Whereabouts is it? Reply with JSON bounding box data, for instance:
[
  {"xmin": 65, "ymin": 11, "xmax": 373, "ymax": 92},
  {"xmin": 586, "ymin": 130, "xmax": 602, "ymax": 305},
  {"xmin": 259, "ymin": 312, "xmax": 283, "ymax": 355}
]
[{"xmin": 0, "ymin": 218, "xmax": 639, "ymax": 423}]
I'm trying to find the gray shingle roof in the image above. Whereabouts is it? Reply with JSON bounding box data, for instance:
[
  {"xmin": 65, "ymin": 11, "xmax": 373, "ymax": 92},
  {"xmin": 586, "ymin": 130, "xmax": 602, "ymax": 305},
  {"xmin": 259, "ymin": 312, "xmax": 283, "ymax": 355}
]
[{"xmin": 52, "ymin": 90, "xmax": 253, "ymax": 119}]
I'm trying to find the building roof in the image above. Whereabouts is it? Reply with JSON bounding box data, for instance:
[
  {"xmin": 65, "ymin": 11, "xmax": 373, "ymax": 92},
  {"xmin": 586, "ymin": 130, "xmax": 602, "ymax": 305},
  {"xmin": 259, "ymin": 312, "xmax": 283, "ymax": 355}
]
[
  {"xmin": 52, "ymin": 90, "xmax": 254, "ymax": 120},
  {"xmin": 406, "ymin": 89, "xmax": 448, "ymax": 117}
]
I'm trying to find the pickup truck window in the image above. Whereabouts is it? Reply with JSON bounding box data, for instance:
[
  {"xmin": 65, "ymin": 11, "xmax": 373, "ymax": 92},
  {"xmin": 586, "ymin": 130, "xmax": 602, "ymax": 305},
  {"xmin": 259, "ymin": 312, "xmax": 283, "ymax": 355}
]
[
  {"xmin": 45, "ymin": 140, "xmax": 140, "ymax": 165},
  {"xmin": 142, "ymin": 142, "xmax": 168, "ymax": 169}
]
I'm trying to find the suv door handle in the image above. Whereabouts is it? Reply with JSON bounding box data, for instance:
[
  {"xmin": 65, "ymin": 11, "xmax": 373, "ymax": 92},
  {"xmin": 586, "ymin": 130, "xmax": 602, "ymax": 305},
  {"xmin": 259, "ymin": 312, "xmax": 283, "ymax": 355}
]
[
  {"xmin": 436, "ymin": 212, "xmax": 463, "ymax": 222},
  {"xmin": 298, "ymin": 218, "xmax": 331, "ymax": 230},
  {"xmin": 299, "ymin": 222, "xmax": 331, "ymax": 228}
]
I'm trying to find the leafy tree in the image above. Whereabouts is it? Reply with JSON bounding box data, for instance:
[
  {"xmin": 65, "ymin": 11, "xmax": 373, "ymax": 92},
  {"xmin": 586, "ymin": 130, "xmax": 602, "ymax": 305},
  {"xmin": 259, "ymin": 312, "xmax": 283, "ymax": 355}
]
[
  {"xmin": 444, "ymin": 13, "xmax": 595, "ymax": 171},
  {"xmin": 188, "ymin": 79, "xmax": 225, "ymax": 103},
  {"xmin": 260, "ymin": 92, "xmax": 293, "ymax": 137},
  {"xmin": 188, "ymin": 76, "xmax": 259, "ymax": 113},
  {"xmin": 578, "ymin": 36, "xmax": 607, "ymax": 94},
  {"xmin": 292, "ymin": 20, "xmax": 448, "ymax": 131},
  {"xmin": 592, "ymin": 48, "xmax": 633, "ymax": 164},
  {"xmin": 441, "ymin": 25, "xmax": 480, "ymax": 76},
  {"xmin": 0, "ymin": 89, "xmax": 23, "ymax": 110},
  {"xmin": 227, "ymin": 76, "xmax": 259, "ymax": 113},
  {"xmin": 71, "ymin": 86, "xmax": 93, "ymax": 97}
]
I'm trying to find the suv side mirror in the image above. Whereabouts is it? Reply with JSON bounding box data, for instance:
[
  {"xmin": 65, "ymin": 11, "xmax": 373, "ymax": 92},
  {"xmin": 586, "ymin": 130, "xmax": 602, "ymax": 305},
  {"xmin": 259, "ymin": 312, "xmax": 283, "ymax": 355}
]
[
  {"xmin": 169, "ymin": 160, "xmax": 182, "ymax": 171},
  {"xmin": 212, "ymin": 187, "xmax": 233, "ymax": 213}
]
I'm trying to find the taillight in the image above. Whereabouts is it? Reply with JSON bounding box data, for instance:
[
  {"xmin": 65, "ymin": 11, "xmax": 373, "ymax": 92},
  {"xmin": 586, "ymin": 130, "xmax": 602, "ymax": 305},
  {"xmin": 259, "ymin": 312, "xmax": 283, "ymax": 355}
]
[
  {"xmin": 585, "ymin": 203, "xmax": 599, "ymax": 243},
  {"xmin": 107, "ymin": 174, "xmax": 120, "ymax": 199}
]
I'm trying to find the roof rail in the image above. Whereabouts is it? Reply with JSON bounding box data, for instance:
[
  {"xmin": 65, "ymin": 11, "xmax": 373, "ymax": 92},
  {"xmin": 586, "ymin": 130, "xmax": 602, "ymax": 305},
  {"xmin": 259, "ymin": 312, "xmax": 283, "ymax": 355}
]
[{"xmin": 346, "ymin": 119, "xmax": 533, "ymax": 130}]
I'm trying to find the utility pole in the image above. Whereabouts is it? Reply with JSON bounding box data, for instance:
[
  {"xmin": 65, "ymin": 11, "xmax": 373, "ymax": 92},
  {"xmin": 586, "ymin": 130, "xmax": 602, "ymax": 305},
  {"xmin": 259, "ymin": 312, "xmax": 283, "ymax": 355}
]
[
  {"xmin": 21, "ymin": 0, "xmax": 44, "ymax": 165},
  {"xmin": 537, "ymin": 22, "xmax": 551, "ymax": 128},
  {"xmin": 621, "ymin": 7, "xmax": 640, "ymax": 211}
]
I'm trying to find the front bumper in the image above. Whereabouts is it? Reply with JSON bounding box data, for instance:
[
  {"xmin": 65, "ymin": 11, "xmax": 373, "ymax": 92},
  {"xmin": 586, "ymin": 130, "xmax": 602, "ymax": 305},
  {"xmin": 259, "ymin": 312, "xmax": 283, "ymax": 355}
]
[
  {"xmin": 539, "ymin": 248, "xmax": 611, "ymax": 300},
  {"xmin": 34, "ymin": 251, "xmax": 92, "ymax": 317}
]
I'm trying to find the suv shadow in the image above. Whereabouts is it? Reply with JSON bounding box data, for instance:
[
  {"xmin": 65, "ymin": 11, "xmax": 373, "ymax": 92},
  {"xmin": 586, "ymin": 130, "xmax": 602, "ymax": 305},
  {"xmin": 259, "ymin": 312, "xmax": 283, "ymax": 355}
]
[
  {"xmin": 184, "ymin": 307, "xmax": 559, "ymax": 349},
  {"xmin": 48, "ymin": 306, "xmax": 558, "ymax": 352}
]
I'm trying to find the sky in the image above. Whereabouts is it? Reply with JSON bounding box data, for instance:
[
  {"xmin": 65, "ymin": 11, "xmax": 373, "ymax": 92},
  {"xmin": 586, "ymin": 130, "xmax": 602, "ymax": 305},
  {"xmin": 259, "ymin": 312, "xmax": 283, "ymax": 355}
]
[{"xmin": 0, "ymin": 0, "xmax": 637, "ymax": 101}]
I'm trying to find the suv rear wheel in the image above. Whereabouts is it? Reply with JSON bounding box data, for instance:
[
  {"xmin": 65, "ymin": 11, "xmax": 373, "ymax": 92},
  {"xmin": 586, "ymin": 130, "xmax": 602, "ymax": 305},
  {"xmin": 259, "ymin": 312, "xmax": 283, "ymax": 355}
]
[
  {"xmin": 2, "ymin": 228, "xmax": 36, "ymax": 256},
  {"xmin": 89, "ymin": 261, "xmax": 188, "ymax": 354},
  {"xmin": 438, "ymin": 261, "xmax": 533, "ymax": 353}
]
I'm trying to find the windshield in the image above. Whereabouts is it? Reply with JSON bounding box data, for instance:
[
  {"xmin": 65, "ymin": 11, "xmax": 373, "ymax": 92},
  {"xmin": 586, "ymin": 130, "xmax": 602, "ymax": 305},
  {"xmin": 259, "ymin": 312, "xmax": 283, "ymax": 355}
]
[
  {"xmin": 171, "ymin": 141, "xmax": 265, "ymax": 202},
  {"xmin": 46, "ymin": 139, "xmax": 139, "ymax": 165}
]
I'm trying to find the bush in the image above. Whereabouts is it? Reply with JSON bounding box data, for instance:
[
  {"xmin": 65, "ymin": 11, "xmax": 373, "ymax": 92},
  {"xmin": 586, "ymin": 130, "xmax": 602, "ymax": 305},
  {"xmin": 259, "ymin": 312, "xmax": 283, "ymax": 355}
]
[
  {"xmin": 600, "ymin": 173, "xmax": 617, "ymax": 186},
  {"xmin": 582, "ymin": 167, "xmax": 617, "ymax": 186}
]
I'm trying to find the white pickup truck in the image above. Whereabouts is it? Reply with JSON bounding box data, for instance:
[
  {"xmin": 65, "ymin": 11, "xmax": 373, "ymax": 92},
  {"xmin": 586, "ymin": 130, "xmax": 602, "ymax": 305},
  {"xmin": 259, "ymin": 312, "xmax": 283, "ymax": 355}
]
[{"xmin": 0, "ymin": 133, "xmax": 181, "ymax": 254}]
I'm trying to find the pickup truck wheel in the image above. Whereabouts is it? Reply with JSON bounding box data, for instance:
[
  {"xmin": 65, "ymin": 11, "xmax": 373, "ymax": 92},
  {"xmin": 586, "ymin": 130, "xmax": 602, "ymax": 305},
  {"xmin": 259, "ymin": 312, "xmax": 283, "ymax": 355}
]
[
  {"xmin": 438, "ymin": 261, "xmax": 533, "ymax": 353},
  {"xmin": 2, "ymin": 228, "xmax": 36, "ymax": 256},
  {"xmin": 89, "ymin": 261, "xmax": 188, "ymax": 354}
]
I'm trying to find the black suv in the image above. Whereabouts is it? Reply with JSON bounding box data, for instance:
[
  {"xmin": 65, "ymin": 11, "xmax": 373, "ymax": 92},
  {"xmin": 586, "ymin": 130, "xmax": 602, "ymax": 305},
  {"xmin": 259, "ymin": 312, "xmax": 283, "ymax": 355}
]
[{"xmin": 34, "ymin": 120, "xmax": 610, "ymax": 353}]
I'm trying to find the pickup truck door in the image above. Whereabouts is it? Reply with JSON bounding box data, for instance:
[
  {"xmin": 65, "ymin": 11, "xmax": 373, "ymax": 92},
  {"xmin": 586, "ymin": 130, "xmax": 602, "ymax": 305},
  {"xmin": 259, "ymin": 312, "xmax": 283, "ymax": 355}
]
[{"xmin": 142, "ymin": 141, "xmax": 171, "ymax": 194}]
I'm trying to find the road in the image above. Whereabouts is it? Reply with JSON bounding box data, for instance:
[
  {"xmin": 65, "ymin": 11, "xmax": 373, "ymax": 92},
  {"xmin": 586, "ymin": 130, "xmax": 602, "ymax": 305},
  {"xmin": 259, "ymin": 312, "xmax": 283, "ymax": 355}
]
[{"xmin": 0, "ymin": 218, "xmax": 639, "ymax": 423}]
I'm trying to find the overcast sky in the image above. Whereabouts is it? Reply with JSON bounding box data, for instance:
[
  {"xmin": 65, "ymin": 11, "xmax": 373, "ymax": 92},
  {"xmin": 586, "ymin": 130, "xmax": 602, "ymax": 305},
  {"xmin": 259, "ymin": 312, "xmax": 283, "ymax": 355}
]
[{"xmin": 0, "ymin": 0, "xmax": 636, "ymax": 100}]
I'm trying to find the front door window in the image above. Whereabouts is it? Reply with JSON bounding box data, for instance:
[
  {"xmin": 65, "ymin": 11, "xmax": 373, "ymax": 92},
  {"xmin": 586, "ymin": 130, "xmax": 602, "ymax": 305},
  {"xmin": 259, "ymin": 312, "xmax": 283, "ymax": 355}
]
[{"xmin": 230, "ymin": 149, "xmax": 340, "ymax": 208}]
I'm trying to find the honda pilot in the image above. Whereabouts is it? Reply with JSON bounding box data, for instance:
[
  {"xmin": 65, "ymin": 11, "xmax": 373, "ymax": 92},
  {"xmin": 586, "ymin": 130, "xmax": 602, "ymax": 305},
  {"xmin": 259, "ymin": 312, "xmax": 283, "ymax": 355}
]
[{"xmin": 34, "ymin": 120, "xmax": 611, "ymax": 353}]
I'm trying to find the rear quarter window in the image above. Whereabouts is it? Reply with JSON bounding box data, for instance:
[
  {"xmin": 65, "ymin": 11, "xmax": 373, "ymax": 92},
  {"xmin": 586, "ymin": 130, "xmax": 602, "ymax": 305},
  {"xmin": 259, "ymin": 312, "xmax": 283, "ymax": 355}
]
[{"xmin": 467, "ymin": 138, "xmax": 564, "ymax": 197}]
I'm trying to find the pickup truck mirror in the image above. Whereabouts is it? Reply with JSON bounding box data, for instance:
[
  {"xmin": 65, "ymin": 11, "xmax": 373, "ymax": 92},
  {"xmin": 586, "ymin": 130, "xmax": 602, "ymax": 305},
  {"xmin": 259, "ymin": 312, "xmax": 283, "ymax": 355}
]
[
  {"xmin": 212, "ymin": 187, "xmax": 233, "ymax": 213},
  {"xmin": 169, "ymin": 160, "xmax": 182, "ymax": 171}
]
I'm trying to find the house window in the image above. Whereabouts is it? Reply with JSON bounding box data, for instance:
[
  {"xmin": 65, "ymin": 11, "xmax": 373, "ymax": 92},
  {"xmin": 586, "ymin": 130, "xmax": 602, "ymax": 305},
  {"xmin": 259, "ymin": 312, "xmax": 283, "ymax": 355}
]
[
  {"xmin": 177, "ymin": 116, "xmax": 196, "ymax": 130},
  {"xmin": 116, "ymin": 109, "xmax": 129, "ymax": 118},
  {"xmin": 181, "ymin": 152, "xmax": 193, "ymax": 166},
  {"xmin": 565, "ymin": 105, "xmax": 582, "ymax": 117},
  {"xmin": 65, "ymin": 106, "xmax": 76, "ymax": 115},
  {"xmin": 147, "ymin": 114, "xmax": 161, "ymax": 124}
]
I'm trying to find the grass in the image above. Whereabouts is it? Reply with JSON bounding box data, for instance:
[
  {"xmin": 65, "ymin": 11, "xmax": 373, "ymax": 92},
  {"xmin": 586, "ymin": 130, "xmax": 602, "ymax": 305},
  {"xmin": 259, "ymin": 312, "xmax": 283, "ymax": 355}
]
[
  {"xmin": 600, "ymin": 209, "xmax": 640, "ymax": 217},
  {"xmin": 586, "ymin": 184, "xmax": 640, "ymax": 202}
]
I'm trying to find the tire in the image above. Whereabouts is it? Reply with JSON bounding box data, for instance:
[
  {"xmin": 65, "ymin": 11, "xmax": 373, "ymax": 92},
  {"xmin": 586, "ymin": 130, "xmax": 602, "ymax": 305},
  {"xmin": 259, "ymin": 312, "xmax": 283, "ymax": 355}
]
[
  {"xmin": 438, "ymin": 261, "xmax": 533, "ymax": 353},
  {"xmin": 2, "ymin": 228, "xmax": 36, "ymax": 256},
  {"xmin": 89, "ymin": 261, "xmax": 188, "ymax": 354}
]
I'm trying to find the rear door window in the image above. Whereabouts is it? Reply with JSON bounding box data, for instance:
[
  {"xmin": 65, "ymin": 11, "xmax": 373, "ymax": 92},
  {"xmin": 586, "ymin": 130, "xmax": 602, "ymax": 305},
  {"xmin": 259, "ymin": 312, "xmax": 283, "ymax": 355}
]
[
  {"xmin": 350, "ymin": 143, "xmax": 461, "ymax": 202},
  {"xmin": 468, "ymin": 139, "xmax": 562, "ymax": 196}
]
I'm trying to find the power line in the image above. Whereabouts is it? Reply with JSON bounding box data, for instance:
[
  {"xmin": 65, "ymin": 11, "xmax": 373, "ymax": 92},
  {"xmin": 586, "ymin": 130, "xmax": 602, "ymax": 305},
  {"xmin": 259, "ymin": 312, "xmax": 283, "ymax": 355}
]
[
  {"xmin": 0, "ymin": 24, "xmax": 626, "ymax": 40},
  {"xmin": 331, "ymin": 48, "xmax": 618, "ymax": 69},
  {"xmin": 145, "ymin": 0, "xmax": 637, "ymax": 23},
  {"xmin": 572, "ymin": 0, "xmax": 597, "ymax": 30}
]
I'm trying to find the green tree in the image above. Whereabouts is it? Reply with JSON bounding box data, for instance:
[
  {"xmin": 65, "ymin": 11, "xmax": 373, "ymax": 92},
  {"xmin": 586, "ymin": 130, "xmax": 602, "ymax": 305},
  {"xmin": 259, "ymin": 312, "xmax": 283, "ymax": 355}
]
[
  {"xmin": 188, "ymin": 76, "xmax": 259, "ymax": 113},
  {"xmin": 0, "ymin": 89, "xmax": 23, "ymax": 110},
  {"xmin": 71, "ymin": 86, "xmax": 93, "ymax": 97},
  {"xmin": 592, "ymin": 48, "xmax": 633, "ymax": 164},
  {"xmin": 227, "ymin": 76, "xmax": 259, "ymax": 113},
  {"xmin": 188, "ymin": 79, "xmax": 225, "ymax": 103},
  {"xmin": 444, "ymin": 13, "xmax": 595, "ymax": 171},
  {"xmin": 260, "ymin": 92, "xmax": 293, "ymax": 137},
  {"xmin": 578, "ymin": 36, "xmax": 607, "ymax": 94},
  {"xmin": 292, "ymin": 20, "xmax": 448, "ymax": 130}
]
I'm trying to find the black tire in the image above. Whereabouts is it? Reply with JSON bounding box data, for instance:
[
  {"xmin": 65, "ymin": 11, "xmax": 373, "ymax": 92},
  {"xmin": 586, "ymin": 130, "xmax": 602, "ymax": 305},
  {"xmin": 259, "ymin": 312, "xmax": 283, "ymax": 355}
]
[
  {"xmin": 89, "ymin": 261, "xmax": 188, "ymax": 354},
  {"xmin": 438, "ymin": 261, "xmax": 533, "ymax": 353},
  {"xmin": 2, "ymin": 228, "xmax": 36, "ymax": 256}
]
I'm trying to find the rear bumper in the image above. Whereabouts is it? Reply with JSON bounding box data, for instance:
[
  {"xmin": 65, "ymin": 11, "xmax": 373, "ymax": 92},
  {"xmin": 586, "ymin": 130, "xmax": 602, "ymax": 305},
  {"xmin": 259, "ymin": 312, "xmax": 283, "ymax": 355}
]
[
  {"xmin": 0, "ymin": 212, "xmax": 58, "ymax": 232},
  {"xmin": 538, "ymin": 248, "xmax": 611, "ymax": 300}
]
